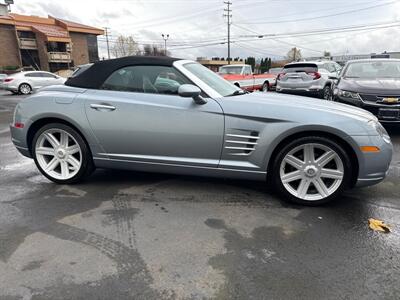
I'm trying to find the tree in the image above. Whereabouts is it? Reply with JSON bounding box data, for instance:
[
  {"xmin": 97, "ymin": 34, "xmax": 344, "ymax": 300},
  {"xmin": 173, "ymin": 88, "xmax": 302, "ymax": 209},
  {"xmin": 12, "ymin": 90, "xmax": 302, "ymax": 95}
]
[
  {"xmin": 244, "ymin": 56, "xmax": 256, "ymax": 71},
  {"xmin": 142, "ymin": 44, "xmax": 166, "ymax": 56},
  {"xmin": 112, "ymin": 35, "xmax": 140, "ymax": 58},
  {"xmin": 286, "ymin": 47, "xmax": 302, "ymax": 62}
]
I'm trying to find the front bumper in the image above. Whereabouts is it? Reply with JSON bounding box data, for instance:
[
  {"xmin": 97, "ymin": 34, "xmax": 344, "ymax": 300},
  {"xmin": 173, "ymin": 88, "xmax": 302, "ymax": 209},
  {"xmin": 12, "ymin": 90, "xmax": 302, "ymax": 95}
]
[
  {"xmin": 336, "ymin": 96, "xmax": 400, "ymax": 123},
  {"xmin": 349, "ymin": 134, "xmax": 393, "ymax": 187}
]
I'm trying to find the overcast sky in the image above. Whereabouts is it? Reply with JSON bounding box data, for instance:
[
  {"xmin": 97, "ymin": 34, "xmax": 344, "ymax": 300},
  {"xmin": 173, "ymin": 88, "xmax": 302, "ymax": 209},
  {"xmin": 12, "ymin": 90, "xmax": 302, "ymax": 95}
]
[{"xmin": 10, "ymin": 0, "xmax": 400, "ymax": 60}]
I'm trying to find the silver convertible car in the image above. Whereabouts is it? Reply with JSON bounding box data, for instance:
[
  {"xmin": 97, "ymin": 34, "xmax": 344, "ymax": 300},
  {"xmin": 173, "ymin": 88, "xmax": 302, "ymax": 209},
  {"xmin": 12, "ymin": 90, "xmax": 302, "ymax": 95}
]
[{"xmin": 10, "ymin": 56, "xmax": 393, "ymax": 205}]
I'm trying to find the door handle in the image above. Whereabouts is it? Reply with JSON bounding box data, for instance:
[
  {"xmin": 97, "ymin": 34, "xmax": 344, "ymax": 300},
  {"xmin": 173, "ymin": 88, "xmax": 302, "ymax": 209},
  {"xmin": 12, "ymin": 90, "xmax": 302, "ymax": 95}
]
[{"xmin": 90, "ymin": 103, "xmax": 116, "ymax": 111}]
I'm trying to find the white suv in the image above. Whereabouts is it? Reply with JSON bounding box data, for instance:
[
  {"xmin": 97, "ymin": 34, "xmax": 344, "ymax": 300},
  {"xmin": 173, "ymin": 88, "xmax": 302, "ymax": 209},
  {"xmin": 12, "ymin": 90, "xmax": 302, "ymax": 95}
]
[
  {"xmin": 2, "ymin": 71, "xmax": 66, "ymax": 95},
  {"xmin": 276, "ymin": 61, "xmax": 342, "ymax": 99}
]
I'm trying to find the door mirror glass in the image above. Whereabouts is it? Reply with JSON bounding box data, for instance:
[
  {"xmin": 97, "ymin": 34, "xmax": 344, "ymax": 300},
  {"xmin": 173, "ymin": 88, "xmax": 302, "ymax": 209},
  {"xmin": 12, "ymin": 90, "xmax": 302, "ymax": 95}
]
[{"xmin": 178, "ymin": 84, "xmax": 207, "ymax": 104}]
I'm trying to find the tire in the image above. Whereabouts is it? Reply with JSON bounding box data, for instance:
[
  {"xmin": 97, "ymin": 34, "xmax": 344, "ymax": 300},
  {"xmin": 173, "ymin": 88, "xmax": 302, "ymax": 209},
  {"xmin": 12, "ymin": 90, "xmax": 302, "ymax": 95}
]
[
  {"xmin": 32, "ymin": 123, "xmax": 95, "ymax": 184},
  {"xmin": 261, "ymin": 82, "xmax": 269, "ymax": 92},
  {"xmin": 18, "ymin": 83, "xmax": 32, "ymax": 95},
  {"xmin": 271, "ymin": 136, "xmax": 352, "ymax": 206},
  {"xmin": 321, "ymin": 85, "xmax": 332, "ymax": 100}
]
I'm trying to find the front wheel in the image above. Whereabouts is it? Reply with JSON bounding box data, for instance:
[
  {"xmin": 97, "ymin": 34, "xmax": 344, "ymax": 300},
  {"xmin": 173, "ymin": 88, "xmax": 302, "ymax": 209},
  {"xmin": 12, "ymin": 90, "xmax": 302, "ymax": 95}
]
[
  {"xmin": 322, "ymin": 85, "xmax": 332, "ymax": 100},
  {"xmin": 272, "ymin": 136, "xmax": 351, "ymax": 205},
  {"xmin": 32, "ymin": 123, "xmax": 94, "ymax": 184}
]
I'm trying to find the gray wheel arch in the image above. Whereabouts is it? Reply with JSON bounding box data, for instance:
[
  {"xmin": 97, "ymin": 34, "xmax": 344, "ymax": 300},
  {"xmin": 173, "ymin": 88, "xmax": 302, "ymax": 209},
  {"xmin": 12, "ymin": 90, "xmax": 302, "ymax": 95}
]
[
  {"xmin": 264, "ymin": 126, "xmax": 360, "ymax": 187},
  {"xmin": 26, "ymin": 115, "xmax": 96, "ymax": 157}
]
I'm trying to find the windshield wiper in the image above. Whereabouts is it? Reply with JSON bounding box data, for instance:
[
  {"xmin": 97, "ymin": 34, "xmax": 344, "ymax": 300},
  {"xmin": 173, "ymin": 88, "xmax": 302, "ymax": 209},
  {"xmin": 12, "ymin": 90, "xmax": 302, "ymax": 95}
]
[{"xmin": 226, "ymin": 90, "xmax": 248, "ymax": 97}]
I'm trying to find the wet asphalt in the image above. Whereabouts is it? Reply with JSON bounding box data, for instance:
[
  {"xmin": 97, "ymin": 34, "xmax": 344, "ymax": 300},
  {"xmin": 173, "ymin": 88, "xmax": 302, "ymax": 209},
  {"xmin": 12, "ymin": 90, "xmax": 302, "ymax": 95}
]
[{"xmin": 0, "ymin": 91, "xmax": 399, "ymax": 300}]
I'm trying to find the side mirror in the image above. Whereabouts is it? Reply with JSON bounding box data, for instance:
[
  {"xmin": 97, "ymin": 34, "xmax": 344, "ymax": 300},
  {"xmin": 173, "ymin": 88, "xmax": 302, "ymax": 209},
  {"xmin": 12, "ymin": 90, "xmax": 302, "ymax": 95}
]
[
  {"xmin": 178, "ymin": 84, "xmax": 207, "ymax": 105},
  {"xmin": 328, "ymin": 75, "xmax": 339, "ymax": 80}
]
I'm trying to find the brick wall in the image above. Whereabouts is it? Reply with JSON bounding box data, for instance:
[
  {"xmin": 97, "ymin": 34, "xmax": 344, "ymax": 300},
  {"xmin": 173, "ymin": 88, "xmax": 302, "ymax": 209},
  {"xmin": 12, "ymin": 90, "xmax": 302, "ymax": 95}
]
[
  {"xmin": 70, "ymin": 32, "xmax": 89, "ymax": 66},
  {"xmin": 35, "ymin": 33, "xmax": 49, "ymax": 71},
  {"xmin": 0, "ymin": 25, "xmax": 21, "ymax": 69}
]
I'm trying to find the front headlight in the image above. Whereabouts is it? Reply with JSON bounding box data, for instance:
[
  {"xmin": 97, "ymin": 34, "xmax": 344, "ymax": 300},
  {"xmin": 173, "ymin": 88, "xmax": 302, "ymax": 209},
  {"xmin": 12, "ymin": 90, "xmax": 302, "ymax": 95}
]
[
  {"xmin": 337, "ymin": 89, "xmax": 361, "ymax": 100},
  {"xmin": 368, "ymin": 120, "xmax": 391, "ymax": 144}
]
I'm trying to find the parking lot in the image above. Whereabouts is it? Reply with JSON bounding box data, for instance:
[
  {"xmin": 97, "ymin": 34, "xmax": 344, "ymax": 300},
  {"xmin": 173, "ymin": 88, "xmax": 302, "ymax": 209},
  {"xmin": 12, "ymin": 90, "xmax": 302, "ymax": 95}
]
[{"xmin": 0, "ymin": 91, "xmax": 399, "ymax": 299}]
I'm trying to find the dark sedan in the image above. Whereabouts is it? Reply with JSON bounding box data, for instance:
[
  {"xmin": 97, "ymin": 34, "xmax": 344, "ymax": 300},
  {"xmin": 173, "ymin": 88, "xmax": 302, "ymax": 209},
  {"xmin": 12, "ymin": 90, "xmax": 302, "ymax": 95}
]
[{"xmin": 331, "ymin": 59, "xmax": 400, "ymax": 123}]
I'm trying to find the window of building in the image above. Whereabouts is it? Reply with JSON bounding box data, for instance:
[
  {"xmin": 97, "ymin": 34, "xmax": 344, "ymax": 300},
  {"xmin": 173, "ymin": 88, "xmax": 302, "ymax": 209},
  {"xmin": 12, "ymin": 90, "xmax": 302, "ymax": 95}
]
[
  {"xmin": 87, "ymin": 35, "xmax": 99, "ymax": 62},
  {"xmin": 101, "ymin": 65, "xmax": 191, "ymax": 95}
]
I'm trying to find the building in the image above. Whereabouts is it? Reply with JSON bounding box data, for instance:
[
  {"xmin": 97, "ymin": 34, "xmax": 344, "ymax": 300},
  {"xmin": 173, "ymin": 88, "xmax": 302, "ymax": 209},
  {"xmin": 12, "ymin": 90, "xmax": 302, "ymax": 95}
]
[
  {"xmin": 305, "ymin": 52, "xmax": 400, "ymax": 65},
  {"xmin": 0, "ymin": 13, "xmax": 104, "ymax": 72},
  {"xmin": 196, "ymin": 57, "xmax": 244, "ymax": 72},
  {"xmin": 0, "ymin": 3, "xmax": 8, "ymax": 16}
]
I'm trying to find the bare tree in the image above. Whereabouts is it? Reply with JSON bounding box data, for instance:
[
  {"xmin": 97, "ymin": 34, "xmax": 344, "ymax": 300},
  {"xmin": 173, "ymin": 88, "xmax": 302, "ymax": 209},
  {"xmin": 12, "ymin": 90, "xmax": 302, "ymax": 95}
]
[
  {"xmin": 286, "ymin": 47, "xmax": 302, "ymax": 62},
  {"xmin": 142, "ymin": 44, "xmax": 167, "ymax": 56},
  {"xmin": 112, "ymin": 35, "xmax": 140, "ymax": 58}
]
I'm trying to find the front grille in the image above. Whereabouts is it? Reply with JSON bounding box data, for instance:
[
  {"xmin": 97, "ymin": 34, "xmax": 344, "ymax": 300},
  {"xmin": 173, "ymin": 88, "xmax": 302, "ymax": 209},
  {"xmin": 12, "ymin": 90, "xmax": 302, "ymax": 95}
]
[
  {"xmin": 360, "ymin": 94, "xmax": 400, "ymax": 105},
  {"xmin": 225, "ymin": 131, "xmax": 259, "ymax": 156}
]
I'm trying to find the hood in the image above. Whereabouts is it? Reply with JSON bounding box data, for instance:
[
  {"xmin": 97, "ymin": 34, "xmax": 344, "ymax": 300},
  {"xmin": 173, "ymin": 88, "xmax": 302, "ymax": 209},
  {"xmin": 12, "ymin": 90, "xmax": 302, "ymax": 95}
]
[
  {"xmin": 216, "ymin": 92, "xmax": 376, "ymax": 137},
  {"xmin": 339, "ymin": 78, "xmax": 400, "ymax": 94}
]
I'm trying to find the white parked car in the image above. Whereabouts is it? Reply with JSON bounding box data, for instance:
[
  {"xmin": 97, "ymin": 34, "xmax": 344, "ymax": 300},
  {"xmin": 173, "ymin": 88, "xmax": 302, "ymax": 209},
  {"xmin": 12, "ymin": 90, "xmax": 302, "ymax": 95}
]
[
  {"xmin": 276, "ymin": 61, "xmax": 342, "ymax": 99},
  {"xmin": 0, "ymin": 74, "xmax": 7, "ymax": 89},
  {"xmin": 2, "ymin": 71, "xmax": 66, "ymax": 95}
]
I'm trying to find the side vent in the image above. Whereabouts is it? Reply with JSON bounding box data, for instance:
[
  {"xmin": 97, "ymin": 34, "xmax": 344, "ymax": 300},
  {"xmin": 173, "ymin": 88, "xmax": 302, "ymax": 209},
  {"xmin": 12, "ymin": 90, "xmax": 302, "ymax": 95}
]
[{"xmin": 225, "ymin": 131, "xmax": 259, "ymax": 156}]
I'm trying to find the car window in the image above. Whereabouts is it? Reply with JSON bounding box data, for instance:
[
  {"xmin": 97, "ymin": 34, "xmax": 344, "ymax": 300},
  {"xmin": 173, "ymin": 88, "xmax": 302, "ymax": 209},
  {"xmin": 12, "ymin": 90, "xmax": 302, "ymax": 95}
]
[
  {"xmin": 101, "ymin": 65, "xmax": 191, "ymax": 95},
  {"xmin": 322, "ymin": 63, "xmax": 336, "ymax": 73},
  {"xmin": 25, "ymin": 73, "xmax": 42, "ymax": 78},
  {"xmin": 219, "ymin": 66, "xmax": 243, "ymax": 74},
  {"xmin": 41, "ymin": 72, "xmax": 57, "ymax": 78},
  {"xmin": 333, "ymin": 63, "xmax": 342, "ymax": 72},
  {"xmin": 243, "ymin": 66, "xmax": 252, "ymax": 75},
  {"xmin": 283, "ymin": 63, "xmax": 318, "ymax": 73}
]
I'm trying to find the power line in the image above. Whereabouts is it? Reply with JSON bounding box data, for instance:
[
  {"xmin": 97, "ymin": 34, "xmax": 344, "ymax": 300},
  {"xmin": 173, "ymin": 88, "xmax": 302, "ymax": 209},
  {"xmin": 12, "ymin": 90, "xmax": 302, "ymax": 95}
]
[{"xmin": 236, "ymin": 0, "xmax": 399, "ymax": 24}]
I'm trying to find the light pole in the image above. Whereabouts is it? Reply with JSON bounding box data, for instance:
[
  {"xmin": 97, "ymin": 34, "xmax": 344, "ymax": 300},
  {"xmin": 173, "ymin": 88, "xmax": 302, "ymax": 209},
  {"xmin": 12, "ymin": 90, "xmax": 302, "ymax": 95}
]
[{"xmin": 161, "ymin": 34, "xmax": 169, "ymax": 56}]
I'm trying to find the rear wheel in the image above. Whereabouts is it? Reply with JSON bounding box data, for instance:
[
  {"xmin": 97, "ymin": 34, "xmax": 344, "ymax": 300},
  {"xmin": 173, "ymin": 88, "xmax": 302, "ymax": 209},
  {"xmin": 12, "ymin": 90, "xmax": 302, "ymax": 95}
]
[
  {"xmin": 32, "ymin": 123, "xmax": 94, "ymax": 184},
  {"xmin": 19, "ymin": 83, "xmax": 32, "ymax": 95},
  {"xmin": 272, "ymin": 136, "xmax": 351, "ymax": 205},
  {"xmin": 261, "ymin": 82, "xmax": 269, "ymax": 92}
]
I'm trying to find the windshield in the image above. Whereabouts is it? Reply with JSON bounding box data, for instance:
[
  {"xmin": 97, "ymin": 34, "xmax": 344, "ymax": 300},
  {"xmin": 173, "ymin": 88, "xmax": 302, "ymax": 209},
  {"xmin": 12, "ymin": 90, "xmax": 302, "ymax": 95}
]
[
  {"xmin": 183, "ymin": 62, "xmax": 241, "ymax": 97},
  {"xmin": 268, "ymin": 68, "xmax": 282, "ymax": 74},
  {"xmin": 344, "ymin": 61, "xmax": 400, "ymax": 78},
  {"xmin": 219, "ymin": 66, "xmax": 243, "ymax": 74}
]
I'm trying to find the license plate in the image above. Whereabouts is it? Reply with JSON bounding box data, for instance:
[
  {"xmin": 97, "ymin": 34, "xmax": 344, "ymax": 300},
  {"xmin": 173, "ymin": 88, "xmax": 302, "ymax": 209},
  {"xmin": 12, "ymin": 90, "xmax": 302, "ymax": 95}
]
[{"xmin": 378, "ymin": 108, "xmax": 399, "ymax": 119}]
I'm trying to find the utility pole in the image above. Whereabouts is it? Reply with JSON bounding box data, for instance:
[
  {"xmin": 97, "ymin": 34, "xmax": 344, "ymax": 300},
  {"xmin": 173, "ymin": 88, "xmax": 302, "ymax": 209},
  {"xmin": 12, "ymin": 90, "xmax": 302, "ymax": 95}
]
[
  {"xmin": 161, "ymin": 34, "xmax": 169, "ymax": 56},
  {"xmin": 223, "ymin": 1, "xmax": 232, "ymax": 64},
  {"xmin": 104, "ymin": 27, "xmax": 110, "ymax": 59}
]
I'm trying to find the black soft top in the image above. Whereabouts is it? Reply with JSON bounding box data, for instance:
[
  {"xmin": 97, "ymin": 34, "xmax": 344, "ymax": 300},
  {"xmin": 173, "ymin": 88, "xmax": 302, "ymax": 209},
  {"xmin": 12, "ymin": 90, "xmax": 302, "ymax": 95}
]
[{"xmin": 65, "ymin": 56, "xmax": 181, "ymax": 89}]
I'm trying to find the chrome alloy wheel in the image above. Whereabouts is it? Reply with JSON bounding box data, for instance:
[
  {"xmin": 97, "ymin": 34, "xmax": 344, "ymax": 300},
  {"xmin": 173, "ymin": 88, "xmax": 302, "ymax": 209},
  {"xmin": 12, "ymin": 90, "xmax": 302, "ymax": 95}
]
[
  {"xmin": 279, "ymin": 143, "xmax": 344, "ymax": 201},
  {"xmin": 35, "ymin": 129, "xmax": 82, "ymax": 180},
  {"xmin": 19, "ymin": 83, "xmax": 31, "ymax": 95}
]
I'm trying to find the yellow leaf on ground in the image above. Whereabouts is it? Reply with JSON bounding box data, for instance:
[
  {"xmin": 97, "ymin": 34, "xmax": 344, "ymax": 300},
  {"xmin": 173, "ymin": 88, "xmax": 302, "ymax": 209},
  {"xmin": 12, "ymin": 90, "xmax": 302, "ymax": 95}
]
[{"xmin": 368, "ymin": 218, "xmax": 391, "ymax": 233}]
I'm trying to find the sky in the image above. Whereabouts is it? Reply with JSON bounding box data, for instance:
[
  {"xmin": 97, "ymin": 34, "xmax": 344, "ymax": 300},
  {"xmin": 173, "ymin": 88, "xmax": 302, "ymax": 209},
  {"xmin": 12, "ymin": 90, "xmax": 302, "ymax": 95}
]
[{"xmin": 9, "ymin": 0, "xmax": 400, "ymax": 61}]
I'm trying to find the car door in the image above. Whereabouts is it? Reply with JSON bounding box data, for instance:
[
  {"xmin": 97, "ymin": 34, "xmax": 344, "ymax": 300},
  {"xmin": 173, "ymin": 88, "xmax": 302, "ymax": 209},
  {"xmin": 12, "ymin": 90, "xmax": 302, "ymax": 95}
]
[
  {"xmin": 24, "ymin": 72, "xmax": 47, "ymax": 89},
  {"xmin": 40, "ymin": 72, "xmax": 60, "ymax": 86},
  {"xmin": 242, "ymin": 65, "xmax": 255, "ymax": 90},
  {"xmin": 83, "ymin": 64, "xmax": 224, "ymax": 168}
]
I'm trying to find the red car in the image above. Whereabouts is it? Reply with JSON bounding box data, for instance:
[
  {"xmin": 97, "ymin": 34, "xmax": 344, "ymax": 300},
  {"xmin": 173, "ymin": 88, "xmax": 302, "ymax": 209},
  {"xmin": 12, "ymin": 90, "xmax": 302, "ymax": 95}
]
[{"xmin": 219, "ymin": 64, "xmax": 276, "ymax": 92}]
